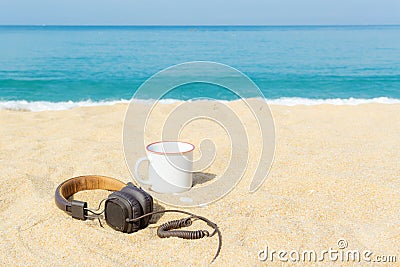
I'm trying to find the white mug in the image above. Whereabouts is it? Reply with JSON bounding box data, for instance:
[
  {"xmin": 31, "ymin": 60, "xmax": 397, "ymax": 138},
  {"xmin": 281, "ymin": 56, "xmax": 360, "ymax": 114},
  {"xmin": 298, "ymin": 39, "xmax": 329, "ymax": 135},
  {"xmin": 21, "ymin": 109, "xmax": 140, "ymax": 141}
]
[{"xmin": 135, "ymin": 141, "xmax": 194, "ymax": 194}]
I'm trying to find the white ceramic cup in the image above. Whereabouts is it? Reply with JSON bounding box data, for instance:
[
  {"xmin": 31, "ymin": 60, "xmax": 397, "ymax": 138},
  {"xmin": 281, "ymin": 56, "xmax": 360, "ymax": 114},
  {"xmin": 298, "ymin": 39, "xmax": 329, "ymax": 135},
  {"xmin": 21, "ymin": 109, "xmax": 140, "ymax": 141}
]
[{"xmin": 135, "ymin": 141, "xmax": 194, "ymax": 194}]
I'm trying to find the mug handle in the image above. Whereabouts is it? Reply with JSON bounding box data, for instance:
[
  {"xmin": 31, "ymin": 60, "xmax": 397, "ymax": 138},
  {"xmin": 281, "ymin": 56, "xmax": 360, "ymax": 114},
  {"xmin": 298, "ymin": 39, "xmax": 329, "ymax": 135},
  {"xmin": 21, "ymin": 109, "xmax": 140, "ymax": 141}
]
[{"xmin": 134, "ymin": 156, "xmax": 152, "ymax": 185}]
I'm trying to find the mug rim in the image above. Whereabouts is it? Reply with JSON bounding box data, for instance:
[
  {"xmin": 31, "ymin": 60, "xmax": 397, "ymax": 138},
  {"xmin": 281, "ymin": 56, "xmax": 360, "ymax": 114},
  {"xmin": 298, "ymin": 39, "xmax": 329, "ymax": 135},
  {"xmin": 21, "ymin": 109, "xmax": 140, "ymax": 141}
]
[{"xmin": 146, "ymin": 141, "xmax": 195, "ymax": 155}]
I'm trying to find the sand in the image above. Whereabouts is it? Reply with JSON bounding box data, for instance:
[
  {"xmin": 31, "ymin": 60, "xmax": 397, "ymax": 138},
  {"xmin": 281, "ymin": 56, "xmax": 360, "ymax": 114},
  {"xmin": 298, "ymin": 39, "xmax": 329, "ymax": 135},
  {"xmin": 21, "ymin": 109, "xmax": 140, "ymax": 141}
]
[{"xmin": 0, "ymin": 101, "xmax": 399, "ymax": 266}]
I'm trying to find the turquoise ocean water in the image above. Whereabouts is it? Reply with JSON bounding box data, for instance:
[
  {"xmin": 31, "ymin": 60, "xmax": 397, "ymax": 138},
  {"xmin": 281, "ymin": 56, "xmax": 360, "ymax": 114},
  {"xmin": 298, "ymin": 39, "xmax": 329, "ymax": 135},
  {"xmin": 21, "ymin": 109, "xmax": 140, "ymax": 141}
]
[{"xmin": 1, "ymin": 25, "xmax": 400, "ymax": 110}]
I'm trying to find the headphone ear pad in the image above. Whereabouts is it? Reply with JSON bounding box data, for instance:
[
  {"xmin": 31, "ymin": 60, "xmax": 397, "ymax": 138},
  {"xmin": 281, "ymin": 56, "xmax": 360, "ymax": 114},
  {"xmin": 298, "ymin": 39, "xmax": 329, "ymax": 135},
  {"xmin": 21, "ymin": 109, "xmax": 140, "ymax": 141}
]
[
  {"xmin": 121, "ymin": 184, "xmax": 153, "ymax": 228},
  {"xmin": 106, "ymin": 191, "xmax": 143, "ymax": 233}
]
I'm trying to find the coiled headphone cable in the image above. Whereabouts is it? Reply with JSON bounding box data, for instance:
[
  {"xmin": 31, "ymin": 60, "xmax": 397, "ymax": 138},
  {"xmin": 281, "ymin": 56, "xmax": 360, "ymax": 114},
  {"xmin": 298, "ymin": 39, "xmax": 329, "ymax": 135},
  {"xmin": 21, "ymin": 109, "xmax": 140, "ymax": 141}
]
[{"xmin": 126, "ymin": 209, "xmax": 222, "ymax": 264}]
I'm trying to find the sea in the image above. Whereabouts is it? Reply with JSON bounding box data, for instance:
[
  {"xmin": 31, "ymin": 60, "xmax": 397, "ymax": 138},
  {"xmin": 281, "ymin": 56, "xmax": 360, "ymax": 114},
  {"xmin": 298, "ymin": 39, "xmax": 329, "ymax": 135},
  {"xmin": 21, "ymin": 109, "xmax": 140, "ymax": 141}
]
[{"xmin": 1, "ymin": 25, "xmax": 400, "ymax": 111}]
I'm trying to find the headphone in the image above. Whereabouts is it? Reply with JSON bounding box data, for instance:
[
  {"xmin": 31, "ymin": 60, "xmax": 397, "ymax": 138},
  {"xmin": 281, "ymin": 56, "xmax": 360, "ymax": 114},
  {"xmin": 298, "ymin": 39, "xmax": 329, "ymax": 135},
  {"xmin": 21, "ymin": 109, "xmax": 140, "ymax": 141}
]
[
  {"xmin": 55, "ymin": 175, "xmax": 222, "ymax": 263},
  {"xmin": 55, "ymin": 175, "xmax": 153, "ymax": 233}
]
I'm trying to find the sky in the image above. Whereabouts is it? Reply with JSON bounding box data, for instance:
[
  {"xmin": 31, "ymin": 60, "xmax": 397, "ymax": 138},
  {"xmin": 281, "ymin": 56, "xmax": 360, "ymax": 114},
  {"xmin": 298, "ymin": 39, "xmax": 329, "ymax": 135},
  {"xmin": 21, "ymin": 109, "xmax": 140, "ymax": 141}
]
[{"xmin": 0, "ymin": 0, "xmax": 399, "ymax": 25}]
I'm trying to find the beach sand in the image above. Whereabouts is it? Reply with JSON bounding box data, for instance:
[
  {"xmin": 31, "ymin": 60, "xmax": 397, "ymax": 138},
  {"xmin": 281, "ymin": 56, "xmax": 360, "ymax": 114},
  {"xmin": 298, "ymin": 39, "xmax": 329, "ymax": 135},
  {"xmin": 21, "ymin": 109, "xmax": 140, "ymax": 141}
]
[{"xmin": 0, "ymin": 101, "xmax": 399, "ymax": 265}]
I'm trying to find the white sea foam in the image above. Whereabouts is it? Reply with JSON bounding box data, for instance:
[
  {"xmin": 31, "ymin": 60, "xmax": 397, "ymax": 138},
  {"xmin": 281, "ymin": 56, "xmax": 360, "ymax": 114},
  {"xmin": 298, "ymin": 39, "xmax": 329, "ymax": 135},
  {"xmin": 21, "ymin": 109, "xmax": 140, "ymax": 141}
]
[
  {"xmin": 1, "ymin": 97, "xmax": 400, "ymax": 112},
  {"xmin": 0, "ymin": 99, "xmax": 130, "ymax": 112},
  {"xmin": 265, "ymin": 97, "xmax": 400, "ymax": 106}
]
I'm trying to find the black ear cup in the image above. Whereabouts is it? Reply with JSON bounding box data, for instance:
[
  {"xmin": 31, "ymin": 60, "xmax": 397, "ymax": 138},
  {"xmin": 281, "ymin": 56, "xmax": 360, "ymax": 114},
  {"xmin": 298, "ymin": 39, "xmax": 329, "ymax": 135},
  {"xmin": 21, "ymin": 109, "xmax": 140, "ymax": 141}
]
[
  {"xmin": 105, "ymin": 183, "xmax": 154, "ymax": 233},
  {"xmin": 121, "ymin": 183, "xmax": 153, "ymax": 228},
  {"xmin": 105, "ymin": 191, "xmax": 143, "ymax": 233}
]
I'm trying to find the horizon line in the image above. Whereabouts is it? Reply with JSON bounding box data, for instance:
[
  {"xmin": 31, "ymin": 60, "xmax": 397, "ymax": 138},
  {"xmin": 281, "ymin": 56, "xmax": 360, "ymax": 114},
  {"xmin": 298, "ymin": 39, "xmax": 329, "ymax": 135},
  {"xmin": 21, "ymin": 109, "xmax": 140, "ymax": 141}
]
[{"xmin": 0, "ymin": 24, "xmax": 399, "ymax": 27}]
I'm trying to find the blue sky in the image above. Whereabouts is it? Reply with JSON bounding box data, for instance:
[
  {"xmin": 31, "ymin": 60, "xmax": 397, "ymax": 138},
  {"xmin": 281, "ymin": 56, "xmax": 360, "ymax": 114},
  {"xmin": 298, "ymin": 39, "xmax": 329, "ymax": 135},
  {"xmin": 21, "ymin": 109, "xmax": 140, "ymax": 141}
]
[{"xmin": 0, "ymin": 0, "xmax": 399, "ymax": 25}]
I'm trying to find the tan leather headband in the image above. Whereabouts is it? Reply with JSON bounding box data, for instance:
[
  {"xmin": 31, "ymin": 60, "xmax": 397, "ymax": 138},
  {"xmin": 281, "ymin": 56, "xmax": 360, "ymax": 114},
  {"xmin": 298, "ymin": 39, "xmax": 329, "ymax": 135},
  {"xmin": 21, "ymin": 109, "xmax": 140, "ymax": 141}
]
[{"xmin": 55, "ymin": 175, "xmax": 126, "ymax": 213}]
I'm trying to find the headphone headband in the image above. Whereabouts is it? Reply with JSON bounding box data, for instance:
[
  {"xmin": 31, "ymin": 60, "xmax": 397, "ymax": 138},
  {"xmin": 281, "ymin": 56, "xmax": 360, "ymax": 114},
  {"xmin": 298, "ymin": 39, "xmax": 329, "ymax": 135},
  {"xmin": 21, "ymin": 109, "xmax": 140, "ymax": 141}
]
[{"xmin": 55, "ymin": 175, "xmax": 126, "ymax": 218}]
